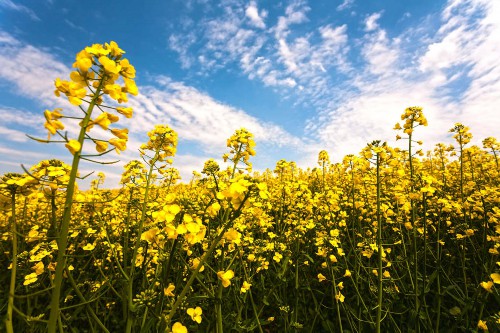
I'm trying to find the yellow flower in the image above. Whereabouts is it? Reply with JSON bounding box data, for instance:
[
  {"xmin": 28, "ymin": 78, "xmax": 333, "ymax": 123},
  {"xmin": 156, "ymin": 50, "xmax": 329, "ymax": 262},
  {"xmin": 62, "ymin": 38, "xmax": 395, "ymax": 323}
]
[
  {"xmin": 240, "ymin": 281, "xmax": 252, "ymax": 293},
  {"xmin": 335, "ymin": 292, "xmax": 345, "ymax": 303},
  {"xmin": 111, "ymin": 128, "xmax": 129, "ymax": 140},
  {"xmin": 187, "ymin": 306, "xmax": 203, "ymax": 324},
  {"xmin": 24, "ymin": 273, "xmax": 38, "ymax": 286},
  {"xmin": 85, "ymin": 43, "xmax": 110, "ymax": 56},
  {"xmin": 106, "ymin": 41, "xmax": 125, "ymax": 57},
  {"xmin": 344, "ymin": 269, "xmax": 352, "ymax": 277},
  {"xmin": 480, "ymin": 281, "xmax": 493, "ymax": 293},
  {"xmin": 95, "ymin": 141, "xmax": 108, "ymax": 153},
  {"xmin": 44, "ymin": 108, "xmax": 65, "ymax": 138},
  {"xmin": 141, "ymin": 228, "xmax": 159, "ymax": 244},
  {"xmin": 217, "ymin": 270, "xmax": 235, "ymax": 288},
  {"xmin": 120, "ymin": 58, "xmax": 136, "ymax": 78},
  {"xmin": 491, "ymin": 273, "xmax": 500, "ymax": 284},
  {"xmin": 109, "ymin": 138, "xmax": 127, "ymax": 153},
  {"xmin": 477, "ymin": 320, "xmax": 488, "ymax": 331},
  {"xmin": 92, "ymin": 112, "xmax": 119, "ymax": 130},
  {"xmin": 98, "ymin": 56, "xmax": 121, "ymax": 74},
  {"xmin": 318, "ymin": 273, "xmax": 327, "ymax": 282},
  {"xmin": 383, "ymin": 270, "xmax": 391, "ymax": 278},
  {"xmin": 73, "ymin": 49, "xmax": 93, "ymax": 72},
  {"xmin": 224, "ymin": 228, "xmax": 241, "ymax": 244},
  {"xmin": 190, "ymin": 258, "xmax": 205, "ymax": 272},
  {"xmin": 164, "ymin": 283, "xmax": 175, "ymax": 297},
  {"xmin": 123, "ymin": 77, "xmax": 138, "ymax": 95},
  {"xmin": 171, "ymin": 322, "xmax": 187, "ymax": 333},
  {"xmin": 116, "ymin": 107, "xmax": 133, "ymax": 118},
  {"xmin": 32, "ymin": 261, "xmax": 44, "ymax": 275},
  {"xmin": 82, "ymin": 243, "xmax": 95, "ymax": 251},
  {"xmin": 65, "ymin": 140, "xmax": 81, "ymax": 155}
]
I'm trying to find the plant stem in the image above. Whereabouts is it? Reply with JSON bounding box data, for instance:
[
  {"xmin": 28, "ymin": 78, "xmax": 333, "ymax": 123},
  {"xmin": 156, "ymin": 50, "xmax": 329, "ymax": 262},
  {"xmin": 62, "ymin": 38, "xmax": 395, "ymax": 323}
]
[
  {"xmin": 5, "ymin": 192, "xmax": 17, "ymax": 333},
  {"xmin": 47, "ymin": 78, "xmax": 104, "ymax": 333},
  {"xmin": 376, "ymin": 152, "xmax": 383, "ymax": 333}
]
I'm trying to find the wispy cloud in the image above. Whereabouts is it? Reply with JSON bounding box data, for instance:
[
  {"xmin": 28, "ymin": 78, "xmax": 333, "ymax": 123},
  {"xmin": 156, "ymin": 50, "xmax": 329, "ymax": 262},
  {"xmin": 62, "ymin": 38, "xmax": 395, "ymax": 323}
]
[
  {"xmin": 168, "ymin": 0, "xmax": 353, "ymax": 107},
  {"xmin": 307, "ymin": 0, "xmax": 500, "ymax": 162},
  {"xmin": 0, "ymin": 0, "xmax": 40, "ymax": 20},
  {"xmin": 0, "ymin": 32, "xmax": 69, "ymax": 105},
  {"xmin": 337, "ymin": 0, "xmax": 354, "ymax": 12},
  {"xmin": 64, "ymin": 19, "xmax": 86, "ymax": 33},
  {"xmin": 130, "ymin": 76, "xmax": 303, "ymax": 153},
  {"xmin": 0, "ymin": 31, "xmax": 303, "ymax": 184},
  {"xmin": 364, "ymin": 12, "xmax": 382, "ymax": 32},
  {"xmin": 245, "ymin": 1, "xmax": 267, "ymax": 29}
]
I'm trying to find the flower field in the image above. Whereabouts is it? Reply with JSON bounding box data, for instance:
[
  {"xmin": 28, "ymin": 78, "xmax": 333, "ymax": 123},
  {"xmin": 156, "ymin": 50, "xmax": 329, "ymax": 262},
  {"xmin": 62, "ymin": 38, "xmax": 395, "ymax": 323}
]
[{"xmin": 1, "ymin": 42, "xmax": 499, "ymax": 333}]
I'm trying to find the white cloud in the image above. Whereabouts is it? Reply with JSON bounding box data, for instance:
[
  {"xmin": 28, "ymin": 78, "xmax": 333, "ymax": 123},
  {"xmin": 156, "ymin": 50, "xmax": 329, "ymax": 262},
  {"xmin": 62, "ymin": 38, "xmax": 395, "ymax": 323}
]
[
  {"xmin": 0, "ymin": 0, "xmax": 40, "ymax": 20},
  {"xmin": 168, "ymin": 32, "xmax": 197, "ymax": 69},
  {"xmin": 337, "ymin": 0, "xmax": 354, "ymax": 11},
  {"xmin": 170, "ymin": 0, "xmax": 349, "ymax": 102},
  {"xmin": 361, "ymin": 29, "xmax": 399, "ymax": 75},
  {"xmin": 0, "ymin": 126, "xmax": 29, "ymax": 142},
  {"xmin": 245, "ymin": 1, "xmax": 266, "ymax": 29},
  {"xmin": 305, "ymin": 0, "xmax": 500, "ymax": 165},
  {"xmin": 274, "ymin": 0, "xmax": 310, "ymax": 40},
  {"xmin": 0, "ymin": 33, "xmax": 69, "ymax": 106},
  {"xmin": 364, "ymin": 12, "xmax": 382, "ymax": 32},
  {"xmin": 130, "ymin": 76, "xmax": 302, "ymax": 152}
]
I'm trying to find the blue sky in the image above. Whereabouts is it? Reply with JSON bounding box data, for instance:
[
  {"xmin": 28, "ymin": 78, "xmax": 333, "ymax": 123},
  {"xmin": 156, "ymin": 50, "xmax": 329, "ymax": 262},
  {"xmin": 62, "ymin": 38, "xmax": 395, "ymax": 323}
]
[{"xmin": 1, "ymin": 0, "xmax": 499, "ymax": 187}]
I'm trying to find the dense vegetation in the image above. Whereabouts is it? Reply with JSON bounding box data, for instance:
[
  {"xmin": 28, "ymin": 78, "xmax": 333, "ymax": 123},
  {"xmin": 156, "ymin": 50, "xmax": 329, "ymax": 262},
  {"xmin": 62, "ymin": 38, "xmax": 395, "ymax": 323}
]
[{"xmin": 1, "ymin": 42, "xmax": 499, "ymax": 333}]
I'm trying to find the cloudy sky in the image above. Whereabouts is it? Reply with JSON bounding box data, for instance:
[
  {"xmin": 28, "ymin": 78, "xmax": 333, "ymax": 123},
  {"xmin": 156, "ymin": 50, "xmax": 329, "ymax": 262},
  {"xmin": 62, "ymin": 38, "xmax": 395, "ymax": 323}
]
[{"xmin": 0, "ymin": 0, "xmax": 499, "ymax": 187}]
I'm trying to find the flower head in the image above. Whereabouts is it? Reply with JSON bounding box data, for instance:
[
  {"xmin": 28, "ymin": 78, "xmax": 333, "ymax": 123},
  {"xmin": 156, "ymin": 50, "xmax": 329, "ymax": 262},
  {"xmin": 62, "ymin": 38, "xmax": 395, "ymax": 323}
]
[
  {"xmin": 187, "ymin": 307, "xmax": 203, "ymax": 324},
  {"xmin": 217, "ymin": 270, "xmax": 235, "ymax": 288}
]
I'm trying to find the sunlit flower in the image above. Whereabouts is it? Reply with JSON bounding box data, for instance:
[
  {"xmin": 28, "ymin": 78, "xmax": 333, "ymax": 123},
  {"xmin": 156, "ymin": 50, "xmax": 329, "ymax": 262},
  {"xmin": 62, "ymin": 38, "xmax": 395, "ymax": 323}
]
[
  {"xmin": 217, "ymin": 270, "xmax": 235, "ymax": 288},
  {"xmin": 171, "ymin": 322, "xmax": 187, "ymax": 333},
  {"xmin": 187, "ymin": 307, "xmax": 202, "ymax": 324},
  {"xmin": 240, "ymin": 281, "xmax": 252, "ymax": 293},
  {"xmin": 164, "ymin": 283, "xmax": 175, "ymax": 297},
  {"xmin": 65, "ymin": 140, "xmax": 81, "ymax": 155}
]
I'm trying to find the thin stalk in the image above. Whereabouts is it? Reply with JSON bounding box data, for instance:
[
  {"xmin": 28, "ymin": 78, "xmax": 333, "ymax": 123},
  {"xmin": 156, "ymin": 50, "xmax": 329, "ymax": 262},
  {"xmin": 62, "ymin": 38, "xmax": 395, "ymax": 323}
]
[
  {"xmin": 47, "ymin": 77, "xmax": 105, "ymax": 333},
  {"xmin": 5, "ymin": 192, "xmax": 17, "ymax": 333},
  {"xmin": 435, "ymin": 208, "xmax": 443, "ymax": 333},
  {"xmin": 239, "ymin": 251, "xmax": 263, "ymax": 333},
  {"xmin": 375, "ymin": 153, "xmax": 383, "ymax": 333},
  {"xmin": 216, "ymin": 283, "xmax": 224, "ymax": 333},
  {"xmin": 408, "ymin": 131, "xmax": 420, "ymax": 332},
  {"xmin": 125, "ymin": 155, "xmax": 158, "ymax": 333},
  {"xmin": 329, "ymin": 264, "xmax": 343, "ymax": 332}
]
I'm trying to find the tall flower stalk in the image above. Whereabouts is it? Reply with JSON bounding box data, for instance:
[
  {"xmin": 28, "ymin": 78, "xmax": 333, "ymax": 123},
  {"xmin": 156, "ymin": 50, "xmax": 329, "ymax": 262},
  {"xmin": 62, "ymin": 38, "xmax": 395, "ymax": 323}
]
[{"xmin": 29, "ymin": 41, "xmax": 138, "ymax": 333}]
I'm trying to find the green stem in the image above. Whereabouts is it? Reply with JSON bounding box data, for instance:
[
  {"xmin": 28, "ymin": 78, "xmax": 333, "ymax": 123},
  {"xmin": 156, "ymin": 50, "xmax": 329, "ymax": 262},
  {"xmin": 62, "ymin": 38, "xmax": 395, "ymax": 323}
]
[
  {"xmin": 408, "ymin": 131, "xmax": 420, "ymax": 332},
  {"xmin": 65, "ymin": 268, "xmax": 110, "ymax": 333},
  {"xmin": 239, "ymin": 251, "xmax": 263, "ymax": 333},
  {"xmin": 329, "ymin": 263, "xmax": 343, "ymax": 333},
  {"xmin": 216, "ymin": 283, "xmax": 224, "ymax": 333},
  {"xmin": 5, "ymin": 192, "xmax": 17, "ymax": 333},
  {"xmin": 376, "ymin": 153, "xmax": 383, "ymax": 333},
  {"xmin": 125, "ymin": 155, "xmax": 158, "ymax": 333},
  {"xmin": 47, "ymin": 78, "xmax": 105, "ymax": 333}
]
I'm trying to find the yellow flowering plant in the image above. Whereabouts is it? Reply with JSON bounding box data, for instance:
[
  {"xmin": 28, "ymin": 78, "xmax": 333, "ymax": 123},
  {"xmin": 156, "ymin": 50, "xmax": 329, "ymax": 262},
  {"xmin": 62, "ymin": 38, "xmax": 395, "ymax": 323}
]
[{"xmin": 2, "ymin": 69, "xmax": 500, "ymax": 333}]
